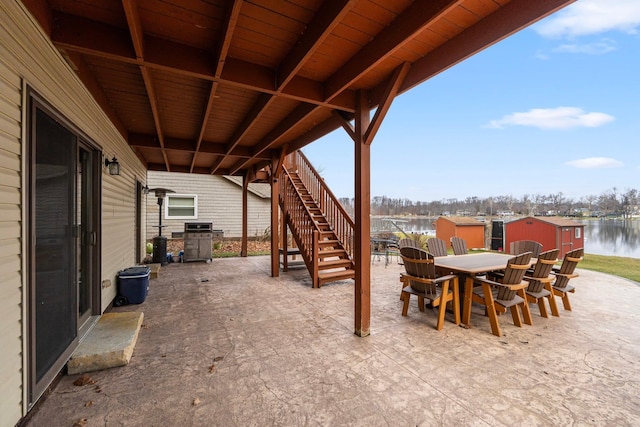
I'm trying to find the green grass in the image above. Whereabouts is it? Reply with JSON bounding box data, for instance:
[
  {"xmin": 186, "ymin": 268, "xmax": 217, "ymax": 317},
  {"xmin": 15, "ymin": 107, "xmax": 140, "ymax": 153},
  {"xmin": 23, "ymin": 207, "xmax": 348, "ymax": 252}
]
[
  {"xmin": 579, "ymin": 253, "xmax": 640, "ymax": 283},
  {"xmin": 212, "ymin": 250, "xmax": 270, "ymax": 258},
  {"xmin": 468, "ymin": 249, "xmax": 640, "ymax": 283},
  {"xmin": 210, "ymin": 247, "xmax": 640, "ymax": 283}
]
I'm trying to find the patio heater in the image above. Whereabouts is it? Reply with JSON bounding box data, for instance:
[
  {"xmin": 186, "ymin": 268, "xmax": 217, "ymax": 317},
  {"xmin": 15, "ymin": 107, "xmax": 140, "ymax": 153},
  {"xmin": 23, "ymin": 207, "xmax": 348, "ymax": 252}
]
[{"xmin": 147, "ymin": 187, "xmax": 175, "ymax": 266}]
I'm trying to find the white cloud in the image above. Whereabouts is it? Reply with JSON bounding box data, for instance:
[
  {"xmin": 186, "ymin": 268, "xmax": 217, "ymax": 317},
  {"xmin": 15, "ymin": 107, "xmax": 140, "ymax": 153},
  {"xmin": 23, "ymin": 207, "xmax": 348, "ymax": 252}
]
[
  {"xmin": 535, "ymin": 0, "xmax": 640, "ymax": 38},
  {"xmin": 486, "ymin": 107, "xmax": 615, "ymax": 130},
  {"xmin": 566, "ymin": 157, "xmax": 623, "ymax": 168},
  {"xmin": 552, "ymin": 40, "xmax": 617, "ymax": 55}
]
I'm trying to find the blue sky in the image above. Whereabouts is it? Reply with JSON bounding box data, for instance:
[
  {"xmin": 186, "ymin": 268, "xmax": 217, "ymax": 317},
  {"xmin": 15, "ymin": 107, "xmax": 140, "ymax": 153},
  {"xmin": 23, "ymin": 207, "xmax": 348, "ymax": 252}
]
[{"xmin": 302, "ymin": 0, "xmax": 640, "ymax": 202}]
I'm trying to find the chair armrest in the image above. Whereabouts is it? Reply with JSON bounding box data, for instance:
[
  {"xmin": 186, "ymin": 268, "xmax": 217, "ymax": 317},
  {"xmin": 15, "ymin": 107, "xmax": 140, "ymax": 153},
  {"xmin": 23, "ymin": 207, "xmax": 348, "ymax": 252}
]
[
  {"xmin": 474, "ymin": 276, "xmax": 526, "ymax": 291},
  {"xmin": 551, "ymin": 272, "xmax": 579, "ymax": 280},
  {"xmin": 523, "ymin": 275, "xmax": 553, "ymax": 284},
  {"xmin": 400, "ymin": 273, "xmax": 436, "ymax": 286},
  {"xmin": 432, "ymin": 274, "xmax": 458, "ymax": 285}
]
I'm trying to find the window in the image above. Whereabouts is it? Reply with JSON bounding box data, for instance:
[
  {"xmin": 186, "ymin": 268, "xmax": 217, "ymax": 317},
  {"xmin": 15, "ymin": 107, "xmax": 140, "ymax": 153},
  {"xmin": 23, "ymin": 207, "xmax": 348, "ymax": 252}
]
[
  {"xmin": 165, "ymin": 194, "xmax": 198, "ymax": 219},
  {"xmin": 575, "ymin": 228, "xmax": 581, "ymax": 239}
]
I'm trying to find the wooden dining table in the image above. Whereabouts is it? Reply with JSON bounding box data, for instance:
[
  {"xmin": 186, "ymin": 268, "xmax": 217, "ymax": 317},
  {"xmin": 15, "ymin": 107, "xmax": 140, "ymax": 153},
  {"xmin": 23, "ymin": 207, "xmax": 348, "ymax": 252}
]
[{"xmin": 434, "ymin": 252, "xmax": 534, "ymax": 330}]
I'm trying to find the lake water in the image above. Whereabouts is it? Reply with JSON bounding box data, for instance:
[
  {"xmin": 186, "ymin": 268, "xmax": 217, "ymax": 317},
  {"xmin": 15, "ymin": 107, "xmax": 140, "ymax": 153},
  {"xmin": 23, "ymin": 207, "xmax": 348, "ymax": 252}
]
[
  {"xmin": 578, "ymin": 219, "xmax": 640, "ymax": 259},
  {"xmin": 372, "ymin": 217, "xmax": 640, "ymax": 259}
]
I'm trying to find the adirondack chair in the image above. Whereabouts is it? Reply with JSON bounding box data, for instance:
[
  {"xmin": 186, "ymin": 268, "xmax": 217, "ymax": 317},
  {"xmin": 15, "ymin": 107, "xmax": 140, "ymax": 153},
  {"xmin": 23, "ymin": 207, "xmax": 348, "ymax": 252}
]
[
  {"xmin": 509, "ymin": 240, "xmax": 542, "ymax": 258},
  {"xmin": 399, "ymin": 247, "xmax": 459, "ymax": 330},
  {"xmin": 426, "ymin": 237, "xmax": 448, "ymax": 257},
  {"xmin": 398, "ymin": 238, "xmax": 422, "ymax": 249},
  {"xmin": 551, "ymin": 248, "xmax": 584, "ymax": 311},
  {"xmin": 470, "ymin": 252, "xmax": 533, "ymax": 336},
  {"xmin": 450, "ymin": 236, "xmax": 468, "ymax": 255},
  {"xmin": 523, "ymin": 249, "xmax": 560, "ymax": 318}
]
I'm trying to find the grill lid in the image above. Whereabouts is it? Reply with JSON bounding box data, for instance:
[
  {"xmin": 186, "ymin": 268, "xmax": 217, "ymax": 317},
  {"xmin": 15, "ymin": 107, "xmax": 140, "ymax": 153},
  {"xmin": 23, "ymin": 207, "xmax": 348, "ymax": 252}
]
[{"xmin": 184, "ymin": 222, "xmax": 213, "ymax": 232}]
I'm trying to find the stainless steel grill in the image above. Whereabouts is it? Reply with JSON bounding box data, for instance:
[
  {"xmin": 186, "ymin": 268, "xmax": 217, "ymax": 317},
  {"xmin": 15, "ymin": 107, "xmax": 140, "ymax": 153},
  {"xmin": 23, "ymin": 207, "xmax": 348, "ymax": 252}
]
[{"xmin": 183, "ymin": 222, "xmax": 213, "ymax": 262}]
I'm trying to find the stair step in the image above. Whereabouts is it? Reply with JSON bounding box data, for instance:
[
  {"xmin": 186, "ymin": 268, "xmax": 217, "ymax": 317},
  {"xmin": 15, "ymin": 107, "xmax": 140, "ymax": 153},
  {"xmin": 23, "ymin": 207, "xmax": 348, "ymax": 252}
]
[
  {"xmin": 318, "ymin": 239, "xmax": 340, "ymax": 247},
  {"xmin": 318, "ymin": 269, "xmax": 355, "ymax": 285},
  {"xmin": 319, "ymin": 249, "xmax": 348, "ymax": 258},
  {"xmin": 319, "ymin": 259, "xmax": 353, "ymax": 269}
]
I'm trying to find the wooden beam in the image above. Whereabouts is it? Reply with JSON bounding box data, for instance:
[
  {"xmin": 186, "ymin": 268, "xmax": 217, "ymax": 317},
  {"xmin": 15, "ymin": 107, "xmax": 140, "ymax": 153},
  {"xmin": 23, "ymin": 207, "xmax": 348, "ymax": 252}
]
[
  {"xmin": 210, "ymin": 93, "xmax": 274, "ymax": 174},
  {"xmin": 353, "ymin": 90, "xmax": 371, "ymax": 337},
  {"xmin": 129, "ymin": 134, "xmax": 274, "ymax": 159},
  {"xmin": 286, "ymin": 115, "xmax": 345, "ymax": 153},
  {"xmin": 392, "ymin": 0, "xmax": 577, "ymax": 96},
  {"xmin": 332, "ymin": 110, "xmax": 355, "ymax": 142},
  {"xmin": 122, "ymin": 0, "xmax": 169, "ymax": 170},
  {"xmin": 191, "ymin": 1, "xmax": 243, "ymax": 172},
  {"xmin": 325, "ymin": 0, "xmax": 460, "ymax": 102},
  {"xmin": 270, "ymin": 155, "xmax": 280, "ymax": 277},
  {"xmin": 64, "ymin": 50, "xmax": 129, "ymax": 140},
  {"xmin": 229, "ymin": 104, "xmax": 318, "ymax": 175},
  {"xmin": 51, "ymin": 12, "xmax": 356, "ymax": 113},
  {"xmin": 364, "ymin": 62, "xmax": 410, "ymax": 145},
  {"xmin": 241, "ymin": 170, "xmax": 249, "ymax": 257},
  {"xmin": 276, "ymin": 0, "xmax": 356, "ymax": 89}
]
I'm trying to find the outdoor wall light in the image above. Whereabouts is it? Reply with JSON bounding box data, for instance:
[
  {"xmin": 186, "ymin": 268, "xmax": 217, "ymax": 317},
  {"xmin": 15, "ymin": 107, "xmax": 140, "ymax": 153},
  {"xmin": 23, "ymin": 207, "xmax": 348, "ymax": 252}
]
[
  {"xmin": 104, "ymin": 156, "xmax": 120, "ymax": 175},
  {"xmin": 142, "ymin": 184, "xmax": 150, "ymax": 195}
]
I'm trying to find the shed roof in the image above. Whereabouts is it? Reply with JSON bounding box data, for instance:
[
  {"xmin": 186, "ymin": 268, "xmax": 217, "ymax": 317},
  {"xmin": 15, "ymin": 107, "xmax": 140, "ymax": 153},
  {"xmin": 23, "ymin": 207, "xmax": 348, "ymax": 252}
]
[
  {"xmin": 439, "ymin": 216, "xmax": 485, "ymax": 226},
  {"xmin": 511, "ymin": 216, "xmax": 585, "ymax": 228},
  {"xmin": 23, "ymin": 0, "xmax": 574, "ymax": 177}
]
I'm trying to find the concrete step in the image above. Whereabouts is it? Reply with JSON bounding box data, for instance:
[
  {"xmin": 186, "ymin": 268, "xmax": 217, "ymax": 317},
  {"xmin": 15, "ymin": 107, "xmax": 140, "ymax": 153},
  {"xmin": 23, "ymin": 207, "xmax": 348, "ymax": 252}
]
[{"xmin": 67, "ymin": 312, "xmax": 144, "ymax": 375}]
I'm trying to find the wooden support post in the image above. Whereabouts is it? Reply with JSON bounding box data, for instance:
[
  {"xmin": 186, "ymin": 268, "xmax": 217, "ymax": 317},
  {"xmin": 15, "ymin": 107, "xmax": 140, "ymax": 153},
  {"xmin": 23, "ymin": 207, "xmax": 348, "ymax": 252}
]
[
  {"xmin": 354, "ymin": 90, "xmax": 371, "ymax": 337},
  {"xmin": 270, "ymin": 173, "xmax": 280, "ymax": 277},
  {"xmin": 333, "ymin": 63, "xmax": 409, "ymax": 337},
  {"xmin": 241, "ymin": 172, "xmax": 249, "ymax": 257},
  {"xmin": 281, "ymin": 177, "xmax": 288, "ymax": 272}
]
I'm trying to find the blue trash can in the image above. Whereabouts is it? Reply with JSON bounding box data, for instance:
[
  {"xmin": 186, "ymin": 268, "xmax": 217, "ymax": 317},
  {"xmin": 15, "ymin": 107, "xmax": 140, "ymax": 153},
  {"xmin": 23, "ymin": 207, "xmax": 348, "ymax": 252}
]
[{"xmin": 115, "ymin": 266, "xmax": 151, "ymax": 306}]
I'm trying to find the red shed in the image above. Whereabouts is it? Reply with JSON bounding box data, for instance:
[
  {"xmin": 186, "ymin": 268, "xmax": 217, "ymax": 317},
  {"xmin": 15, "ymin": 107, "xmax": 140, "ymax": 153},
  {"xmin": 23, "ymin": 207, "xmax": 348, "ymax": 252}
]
[
  {"xmin": 504, "ymin": 216, "xmax": 585, "ymax": 259},
  {"xmin": 434, "ymin": 216, "xmax": 486, "ymax": 250}
]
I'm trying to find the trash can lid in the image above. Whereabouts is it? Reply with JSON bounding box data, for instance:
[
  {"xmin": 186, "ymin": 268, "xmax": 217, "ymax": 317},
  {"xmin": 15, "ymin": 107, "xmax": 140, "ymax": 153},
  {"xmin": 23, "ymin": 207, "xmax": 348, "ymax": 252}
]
[{"xmin": 119, "ymin": 266, "xmax": 151, "ymax": 277}]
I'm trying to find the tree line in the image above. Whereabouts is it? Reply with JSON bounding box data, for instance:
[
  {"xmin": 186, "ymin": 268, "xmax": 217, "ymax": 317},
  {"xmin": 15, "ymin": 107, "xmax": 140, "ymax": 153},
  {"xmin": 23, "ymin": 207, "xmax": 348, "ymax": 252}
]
[{"xmin": 338, "ymin": 187, "xmax": 639, "ymax": 218}]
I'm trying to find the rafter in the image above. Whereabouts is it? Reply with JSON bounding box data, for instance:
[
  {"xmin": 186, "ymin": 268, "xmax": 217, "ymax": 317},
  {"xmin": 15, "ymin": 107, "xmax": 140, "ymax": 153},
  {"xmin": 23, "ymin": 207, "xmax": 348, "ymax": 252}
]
[
  {"xmin": 51, "ymin": 11, "xmax": 356, "ymax": 113},
  {"xmin": 391, "ymin": 0, "xmax": 575, "ymax": 96},
  {"xmin": 229, "ymin": 104, "xmax": 319, "ymax": 175},
  {"xmin": 210, "ymin": 1, "xmax": 354, "ymax": 174},
  {"xmin": 324, "ymin": 0, "xmax": 460, "ymax": 102},
  {"xmin": 210, "ymin": 92, "xmax": 273, "ymax": 174},
  {"xmin": 364, "ymin": 62, "xmax": 410, "ymax": 145},
  {"xmin": 276, "ymin": 0, "xmax": 356, "ymax": 90},
  {"xmin": 122, "ymin": 0, "xmax": 169, "ymax": 170},
  {"xmin": 191, "ymin": 0, "xmax": 243, "ymax": 173},
  {"xmin": 129, "ymin": 134, "xmax": 274, "ymax": 160}
]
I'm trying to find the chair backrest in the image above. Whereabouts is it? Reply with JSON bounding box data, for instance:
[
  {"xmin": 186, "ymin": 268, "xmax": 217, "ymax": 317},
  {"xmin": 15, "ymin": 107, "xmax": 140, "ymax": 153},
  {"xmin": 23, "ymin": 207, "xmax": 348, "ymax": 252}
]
[
  {"xmin": 400, "ymin": 247, "xmax": 436, "ymax": 293},
  {"xmin": 427, "ymin": 237, "xmax": 448, "ymax": 257},
  {"xmin": 509, "ymin": 240, "xmax": 542, "ymax": 258},
  {"xmin": 398, "ymin": 238, "xmax": 421, "ymax": 249},
  {"xmin": 526, "ymin": 248, "xmax": 559, "ymax": 293},
  {"xmin": 496, "ymin": 251, "xmax": 533, "ymax": 301},
  {"xmin": 450, "ymin": 236, "xmax": 468, "ymax": 255},
  {"xmin": 555, "ymin": 248, "xmax": 584, "ymax": 288}
]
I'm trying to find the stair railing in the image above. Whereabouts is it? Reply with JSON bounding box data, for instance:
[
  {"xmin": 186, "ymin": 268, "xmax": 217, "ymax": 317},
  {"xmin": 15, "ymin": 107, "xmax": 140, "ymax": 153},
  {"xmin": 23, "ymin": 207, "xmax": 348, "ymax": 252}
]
[
  {"xmin": 280, "ymin": 166, "xmax": 319, "ymax": 279},
  {"xmin": 284, "ymin": 150, "xmax": 354, "ymax": 258}
]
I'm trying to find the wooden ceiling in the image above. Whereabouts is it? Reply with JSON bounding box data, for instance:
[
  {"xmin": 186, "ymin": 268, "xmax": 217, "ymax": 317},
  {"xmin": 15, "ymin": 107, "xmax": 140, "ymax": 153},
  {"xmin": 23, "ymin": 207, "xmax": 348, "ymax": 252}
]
[{"xmin": 23, "ymin": 0, "xmax": 574, "ymax": 176}]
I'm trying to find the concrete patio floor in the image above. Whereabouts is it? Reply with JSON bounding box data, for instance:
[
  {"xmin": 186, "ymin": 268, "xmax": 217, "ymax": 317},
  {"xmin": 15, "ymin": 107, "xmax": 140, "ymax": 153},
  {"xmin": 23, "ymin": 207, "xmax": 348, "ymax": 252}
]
[{"xmin": 26, "ymin": 255, "xmax": 640, "ymax": 426}]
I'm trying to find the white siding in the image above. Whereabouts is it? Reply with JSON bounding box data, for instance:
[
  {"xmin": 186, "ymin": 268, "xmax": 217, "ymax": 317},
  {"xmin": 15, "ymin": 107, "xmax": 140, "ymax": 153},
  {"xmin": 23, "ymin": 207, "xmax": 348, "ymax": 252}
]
[
  {"xmin": 146, "ymin": 171, "xmax": 271, "ymax": 239},
  {"xmin": 0, "ymin": 41, "xmax": 24, "ymax": 425},
  {"xmin": 0, "ymin": 2, "xmax": 149, "ymax": 423}
]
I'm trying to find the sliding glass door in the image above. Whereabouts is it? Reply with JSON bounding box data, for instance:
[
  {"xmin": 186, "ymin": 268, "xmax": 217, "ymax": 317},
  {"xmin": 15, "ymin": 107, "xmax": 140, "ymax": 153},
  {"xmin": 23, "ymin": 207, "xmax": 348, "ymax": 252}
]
[{"xmin": 29, "ymin": 96, "xmax": 100, "ymax": 404}]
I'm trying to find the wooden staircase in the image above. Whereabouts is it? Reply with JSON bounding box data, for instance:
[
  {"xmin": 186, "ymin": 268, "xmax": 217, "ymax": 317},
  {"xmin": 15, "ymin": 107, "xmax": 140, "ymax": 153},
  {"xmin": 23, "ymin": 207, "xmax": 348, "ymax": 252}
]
[{"xmin": 280, "ymin": 152, "xmax": 355, "ymax": 287}]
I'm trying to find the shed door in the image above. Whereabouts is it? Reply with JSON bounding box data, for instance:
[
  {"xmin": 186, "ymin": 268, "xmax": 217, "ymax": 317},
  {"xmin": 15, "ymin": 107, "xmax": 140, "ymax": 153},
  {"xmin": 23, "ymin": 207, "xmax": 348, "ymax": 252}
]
[{"xmin": 560, "ymin": 227, "xmax": 573, "ymax": 257}]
